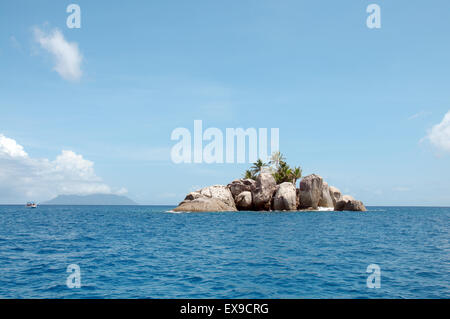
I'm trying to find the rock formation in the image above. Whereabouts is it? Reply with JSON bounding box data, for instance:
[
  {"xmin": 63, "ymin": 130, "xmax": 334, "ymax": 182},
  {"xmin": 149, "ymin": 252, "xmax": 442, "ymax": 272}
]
[
  {"xmin": 173, "ymin": 185, "xmax": 237, "ymax": 212},
  {"xmin": 198, "ymin": 185, "xmax": 236, "ymax": 208},
  {"xmin": 273, "ymin": 182, "xmax": 297, "ymax": 211},
  {"xmin": 173, "ymin": 173, "xmax": 366, "ymax": 212},
  {"xmin": 227, "ymin": 179, "xmax": 256, "ymax": 198},
  {"xmin": 298, "ymin": 174, "xmax": 323, "ymax": 209},
  {"xmin": 173, "ymin": 197, "xmax": 237, "ymax": 212},
  {"xmin": 334, "ymin": 195, "xmax": 366, "ymax": 212},
  {"xmin": 318, "ymin": 182, "xmax": 334, "ymax": 208},
  {"xmin": 235, "ymin": 191, "xmax": 253, "ymax": 210},
  {"xmin": 328, "ymin": 186, "xmax": 342, "ymax": 207},
  {"xmin": 252, "ymin": 171, "xmax": 277, "ymax": 210}
]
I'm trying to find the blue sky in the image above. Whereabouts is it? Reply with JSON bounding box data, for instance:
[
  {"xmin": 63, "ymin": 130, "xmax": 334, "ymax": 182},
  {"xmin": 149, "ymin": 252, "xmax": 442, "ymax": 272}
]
[{"xmin": 1, "ymin": 0, "xmax": 450, "ymax": 205}]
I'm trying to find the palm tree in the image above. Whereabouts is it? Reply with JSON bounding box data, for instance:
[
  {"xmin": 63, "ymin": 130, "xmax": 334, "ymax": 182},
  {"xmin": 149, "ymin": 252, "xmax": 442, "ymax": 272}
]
[
  {"xmin": 269, "ymin": 151, "xmax": 285, "ymax": 170},
  {"xmin": 244, "ymin": 169, "xmax": 255, "ymax": 180},
  {"xmin": 273, "ymin": 160, "xmax": 292, "ymax": 184},
  {"xmin": 291, "ymin": 166, "xmax": 302, "ymax": 186},
  {"xmin": 250, "ymin": 159, "xmax": 267, "ymax": 175},
  {"xmin": 244, "ymin": 152, "xmax": 302, "ymax": 185}
]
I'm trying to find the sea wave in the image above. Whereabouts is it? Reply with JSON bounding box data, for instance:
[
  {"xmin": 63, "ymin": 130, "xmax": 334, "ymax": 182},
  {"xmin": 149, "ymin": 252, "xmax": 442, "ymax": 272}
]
[{"xmin": 0, "ymin": 205, "xmax": 448, "ymax": 298}]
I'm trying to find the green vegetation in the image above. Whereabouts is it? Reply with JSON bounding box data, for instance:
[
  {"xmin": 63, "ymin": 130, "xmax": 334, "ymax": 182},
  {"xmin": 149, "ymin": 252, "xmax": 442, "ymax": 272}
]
[
  {"xmin": 250, "ymin": 159, "xmax": 267, "ymax": 175},
  {"xmin": 244, "ymin": 169, "xmax": 255, "ymax": 180},
  {"xmin": 243, "ymin": 152, "xmax": 302, "ymax": 185}
]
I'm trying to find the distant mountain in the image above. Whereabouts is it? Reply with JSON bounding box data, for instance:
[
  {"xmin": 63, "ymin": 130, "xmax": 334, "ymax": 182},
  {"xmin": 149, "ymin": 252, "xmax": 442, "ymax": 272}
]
[{"xmin": 43, "ymin": 194, "xmax": 138, "ymax": 205}]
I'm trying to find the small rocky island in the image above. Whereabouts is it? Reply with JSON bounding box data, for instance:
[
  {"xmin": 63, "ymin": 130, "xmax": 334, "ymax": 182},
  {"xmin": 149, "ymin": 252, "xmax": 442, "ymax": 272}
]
[{"xmin": 173, "ymin": 153, "xmax": 366, "ymax": 212}]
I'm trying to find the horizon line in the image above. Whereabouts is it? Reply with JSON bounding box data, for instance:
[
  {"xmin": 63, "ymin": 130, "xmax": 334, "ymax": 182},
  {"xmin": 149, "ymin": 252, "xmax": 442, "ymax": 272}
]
[{"xmin": 0, "ymin": 204, "xmax": 450, "ymax": 208}]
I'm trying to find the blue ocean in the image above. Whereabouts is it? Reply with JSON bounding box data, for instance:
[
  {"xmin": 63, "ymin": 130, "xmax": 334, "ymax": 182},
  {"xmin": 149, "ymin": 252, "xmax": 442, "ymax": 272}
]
[{"xmin": 0, "ymin": 205, "xmax": 448, "ymax": 299}]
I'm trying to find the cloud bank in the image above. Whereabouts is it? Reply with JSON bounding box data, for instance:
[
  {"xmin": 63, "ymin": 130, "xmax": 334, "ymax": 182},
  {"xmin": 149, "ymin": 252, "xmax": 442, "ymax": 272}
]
[
  {"xmin": 0, "ymin": 134, "xmax": 124, "ymax": 203},
  {"xmin": 34, "ymin": 27, "xmax": 83, "ymax": 81},
  {"xmin": 423, "ymin": 110, "xmax": 450, "ymax": 152}
]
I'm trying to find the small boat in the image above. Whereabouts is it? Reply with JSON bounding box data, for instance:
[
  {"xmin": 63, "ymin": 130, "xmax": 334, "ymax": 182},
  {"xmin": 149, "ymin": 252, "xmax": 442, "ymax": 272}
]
[{"xmin": 26, "ymin": 202, "xmax": 38, "ymax": 208}]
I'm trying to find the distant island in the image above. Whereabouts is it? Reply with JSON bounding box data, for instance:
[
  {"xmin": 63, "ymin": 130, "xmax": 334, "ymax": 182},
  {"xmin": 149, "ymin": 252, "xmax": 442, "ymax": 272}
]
[
  {"xmin": 173, "ymin": 152, "xmax": 366, "ymax": 212},
  {"xmin": 43, "ymin": 194, "xmax": 138, "ymax": 205}
]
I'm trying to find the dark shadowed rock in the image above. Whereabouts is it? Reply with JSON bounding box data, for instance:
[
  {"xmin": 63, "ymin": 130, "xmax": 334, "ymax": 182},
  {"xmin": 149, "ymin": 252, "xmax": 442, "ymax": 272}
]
[
  {"xmin": 252, "ymin": 171, "xmax": 277, "ymax": 210},
  {"xmin": 345, "ymin": 200, "xmax": 367, "ymax": 211},
  {"xmin": 298, "ymin": 174, "xmax": 323, "ymax": 209},
  {"xmin": 184, "ymin": 192, "xmax": 203, "ymax": 201},
  {"xmin": 334, "ymin": 195, "xmax": 366, "ymax": 211},
  {"xmin": 334, "ymin": 195, "xmax": 353, "ymax": 211},
  {"xmin": 235, "ymin": 191, "xmax": 253, "ymax": 210},
  {"xmin": 227, "ymin": 179, "xmax": 256, "ymax": 198},
  {"xmin": 273, "ymin": 182, "xmax": 297, "ymax": 211}
]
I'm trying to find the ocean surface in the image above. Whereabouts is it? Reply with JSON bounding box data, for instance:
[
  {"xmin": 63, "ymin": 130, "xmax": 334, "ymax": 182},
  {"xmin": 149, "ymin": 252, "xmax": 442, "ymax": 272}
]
[{"xmin": 0, "ymin": 205, "xmax": 448, "ymax": 299}]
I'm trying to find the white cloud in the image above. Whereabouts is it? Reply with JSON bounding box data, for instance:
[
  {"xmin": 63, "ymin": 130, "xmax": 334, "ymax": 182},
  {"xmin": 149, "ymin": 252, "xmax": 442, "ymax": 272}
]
[
  {"xmin": 0, "ymin": 135, "xmax": 28, "ymax": 158},
  {"xmin": 423, "ymin": 111, "xmax": 450, "ymax": 152},
  {"xmin": 0, "ymin": 134, "xmax": 125, "ymax": 203},
  {"xmin": 33, "ymin": 27, "xmax": 83, "ymax": 81}
]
